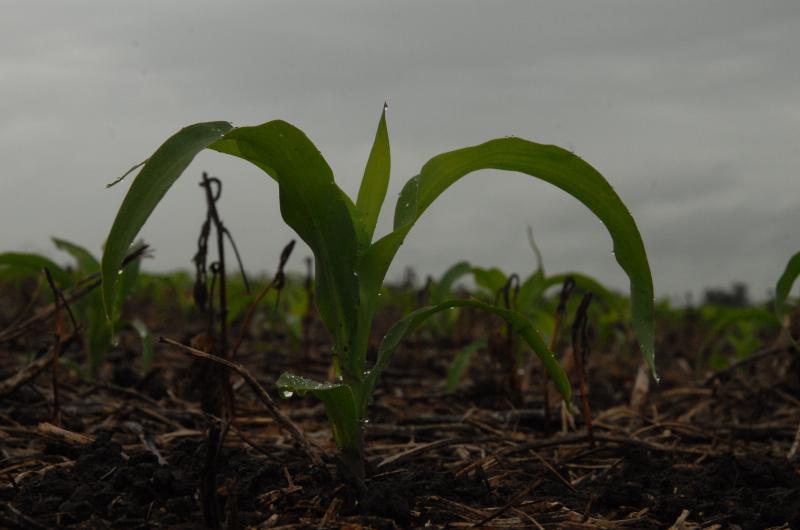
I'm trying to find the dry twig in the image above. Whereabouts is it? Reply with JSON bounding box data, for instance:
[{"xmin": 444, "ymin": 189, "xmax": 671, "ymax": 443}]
[{"xmin": 159, "ymin": 336, "xmax": 330, "ymax": 480}]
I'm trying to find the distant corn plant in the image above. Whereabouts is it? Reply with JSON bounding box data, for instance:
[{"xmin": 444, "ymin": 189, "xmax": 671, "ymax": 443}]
[
  {"xmin": 0, "ymin": 238, "xmax": 148, "ymax": 373},
  {"xmin": 100, "ymin": 106, "xmax": 655, "ymax": 481},
  {"xmin": 434, "ymin": 230, "xmax": 631, "ymax": 393}
]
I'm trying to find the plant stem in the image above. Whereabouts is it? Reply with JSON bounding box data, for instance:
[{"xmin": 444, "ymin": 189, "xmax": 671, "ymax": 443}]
[
  {"xmin": 571, "ymin": 292, "xmax": 595, "ymax": 448},
  {"xmin": 338, "ymin": 431, "xmax": 366, "ymax": 492},
  {"xmin": 544, "ymin": 277, "xmax": 575, "ymax": 432},
  {"xmin": 199, "ymin": 173, "xmax": 235, "ymax": 420}
]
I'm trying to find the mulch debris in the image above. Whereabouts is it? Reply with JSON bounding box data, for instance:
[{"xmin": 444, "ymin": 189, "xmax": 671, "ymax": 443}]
[{"xmin": 1, "ymin": 296, "xmax": 799, "ymax": 529}]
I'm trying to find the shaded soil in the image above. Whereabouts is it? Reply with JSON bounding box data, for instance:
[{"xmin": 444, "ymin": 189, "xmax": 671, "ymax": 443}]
[{"xmin": 1, "ymin": 290, "xmax": 800, "ymax": 529}]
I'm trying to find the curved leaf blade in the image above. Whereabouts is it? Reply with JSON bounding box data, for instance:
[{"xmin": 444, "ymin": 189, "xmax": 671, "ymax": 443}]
[
  {"xmin": 209, "ymin": 122, "xmax": 361, "ymax": 376},
  {"xmin": 472, "ymin": 266, "xmax": 508, "ymax": 296},
  {"xmin": 356, "ymin": 105, "xmax": 390, "ymax": 241},
  {"xmin": 775, "ymin": 250, "xmax": 800, "ymax": 323},
  {"xmin": 431, "ymin": 260, "xmax": 472, "ymax": 305},
  {"xmin": 52, "ymin": 237, "xmax": 99, "ymax": 276},
  {"xmin": 277, "ymin": 373, "xmax": 360, "ymax": 450},
  {"xmin": 373, "ymin": 138, "xmax": 655, "ymax": 377},
  {"xmin": 0, "ymin": 252, "xmax": 72, "ymax": 287},
  {"xmin": 101, "ymin": 121, "xmax": 234, "ymax": 318}
]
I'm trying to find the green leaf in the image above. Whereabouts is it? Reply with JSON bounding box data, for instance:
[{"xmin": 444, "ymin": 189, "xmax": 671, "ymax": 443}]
[
  {"xmin": 209, "ymin": 122, "xmax": 361, "ymax": 378},
  {"xmin": 430, "ymin": 261, "xmax": 472, "ymax": 305},
  {"xmin": 775, "ymin": 250, "xmax": 800, "ymax": 323},
  {"xmin": 356, "ymin": 105, "xmax": 390, "ymax": 242},
  {"xmin": 102, "ymin": 121, "xmax": 234, "ymax": 320},
  {"xmin": 0, "ymin": 252, "xmax": 72, "ymax": 287},
  {"xmin": 445, "ymin": 340, "xmax": 486, "ymax": 394},
  {"xmin": 130, "ymin": 319, "xmax": 155, "ymax": 373},
  {"xmin": 365, "ymin": 138, "xmax": 655, "ymax": 377},
  {"xmin": 516, "ymin": 270, "xmax": 548, "ymax": 314},
  {"xmin": 52, "ymin": 238, "xmax": 99, "ymax": 276},
  {"xmin": 698, "ymin": 307, "xmax": 778, "ymax": 362},
  {"xmin": 50, "ymin": 238, "xmax": 115, "ymax": 371},
  {"xmin": 364, "ymin": 298, "xmax": 571, "ymax": 411},
  {"xmin": 276, "ymin": 373, "xmax": 361, "ymax": 450},
  {"xmin": 472, "ymin": 267, "xmax": 508, "ymax": 297}
]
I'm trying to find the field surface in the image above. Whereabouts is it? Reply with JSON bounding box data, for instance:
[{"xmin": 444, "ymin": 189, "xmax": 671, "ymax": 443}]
[{"xmin": 1, "ymin": 280, "xmax": 799, "ymax": 529}]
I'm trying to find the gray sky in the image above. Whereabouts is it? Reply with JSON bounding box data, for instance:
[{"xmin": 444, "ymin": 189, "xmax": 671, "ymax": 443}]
[{"xmin": 1, "ymin": 1, "xmax": 799, "ymax": 300}]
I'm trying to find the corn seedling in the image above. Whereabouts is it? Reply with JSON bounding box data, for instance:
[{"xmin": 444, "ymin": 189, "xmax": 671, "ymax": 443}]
[
  {"xmin": 434, "ymin": 230, "xmax": 631, "ymax": 396},
  {"xmin": 0, "ymin": 239, "xmax": 147, "ymax": 374},
  {"xmin": 100, "ymin": 106, "xmax": 655, "ymax": 482},
  {"xmin": 696, "ymin": 306, "xmax": 778, "ymax": 372}
]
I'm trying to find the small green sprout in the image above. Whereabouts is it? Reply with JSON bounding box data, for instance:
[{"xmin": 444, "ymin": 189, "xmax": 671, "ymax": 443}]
[{"xmin": 100, "ymin": 106, "xmax": 655, "ymax": 481}]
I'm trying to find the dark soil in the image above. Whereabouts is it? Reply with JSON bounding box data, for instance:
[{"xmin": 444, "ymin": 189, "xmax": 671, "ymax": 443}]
[{"xmin": 2, "ymin": 287, "xmax": 800, "ymax": 529}]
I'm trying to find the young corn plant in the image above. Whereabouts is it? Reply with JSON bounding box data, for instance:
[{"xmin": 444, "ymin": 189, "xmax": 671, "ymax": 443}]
[
  {"xmin": 100, "ymin": 106, "xmax": 656, "ymax": 481},
  {"xmin": 0, "ymin": 238, "xmax": 146, "ymax": 374}
]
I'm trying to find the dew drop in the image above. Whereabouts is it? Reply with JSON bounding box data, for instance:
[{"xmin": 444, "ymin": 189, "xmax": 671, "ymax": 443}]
[
  {"xmin": 280, "ymin": 390, "xmax": 294, "ymax": 399},
  {"xmin": 117, "ymin": 269, "xmax": 124, "ymax": 276}
]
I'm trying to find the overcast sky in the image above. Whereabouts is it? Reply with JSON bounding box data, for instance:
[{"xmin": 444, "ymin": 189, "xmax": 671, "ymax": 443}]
[{"xmin": 1, "ymin": 1, "xmax": 798, "ymax": 300}]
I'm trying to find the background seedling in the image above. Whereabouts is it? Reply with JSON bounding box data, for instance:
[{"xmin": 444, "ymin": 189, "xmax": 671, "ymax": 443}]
[
  {"xmin": 0, "ymin": 240, "xmax": 147, "ymax": 374},
  {"xmin": 431, "ymin": 228, "xmax": 634, "ymax": 400},
  {"xmin": 101, "ymin": 106, "xmax": 655, "ymax": 484}
]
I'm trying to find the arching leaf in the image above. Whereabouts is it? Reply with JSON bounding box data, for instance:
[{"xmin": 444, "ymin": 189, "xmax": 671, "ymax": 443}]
[
  {"xmin": 102, "ymin": 121, "xmax": 233, "ymax": 319},
  {"xmin": 775, "ymin": 250, "xmax": 800, "ymax": 322},
  {"xmin": 209, "ymin": 122, "xmax": 361, "ymax": 377},
  {"xmin": 52, "ymin": 237, "xmax": 99, "ymax": 276},
  {"xmin": 276, "ymin": 373, "xmax": 360, "ymax": 451},
  {"xmin": 360, "ymin": 138, "xmax": 656, "ymax": 377},
  {"xmin": 0, "ymin": 252, "xmax": 72, "ymax": 287},
  {"xmin": 430, "ymin": 260, "xmax": 472, "ymax": 304}
]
